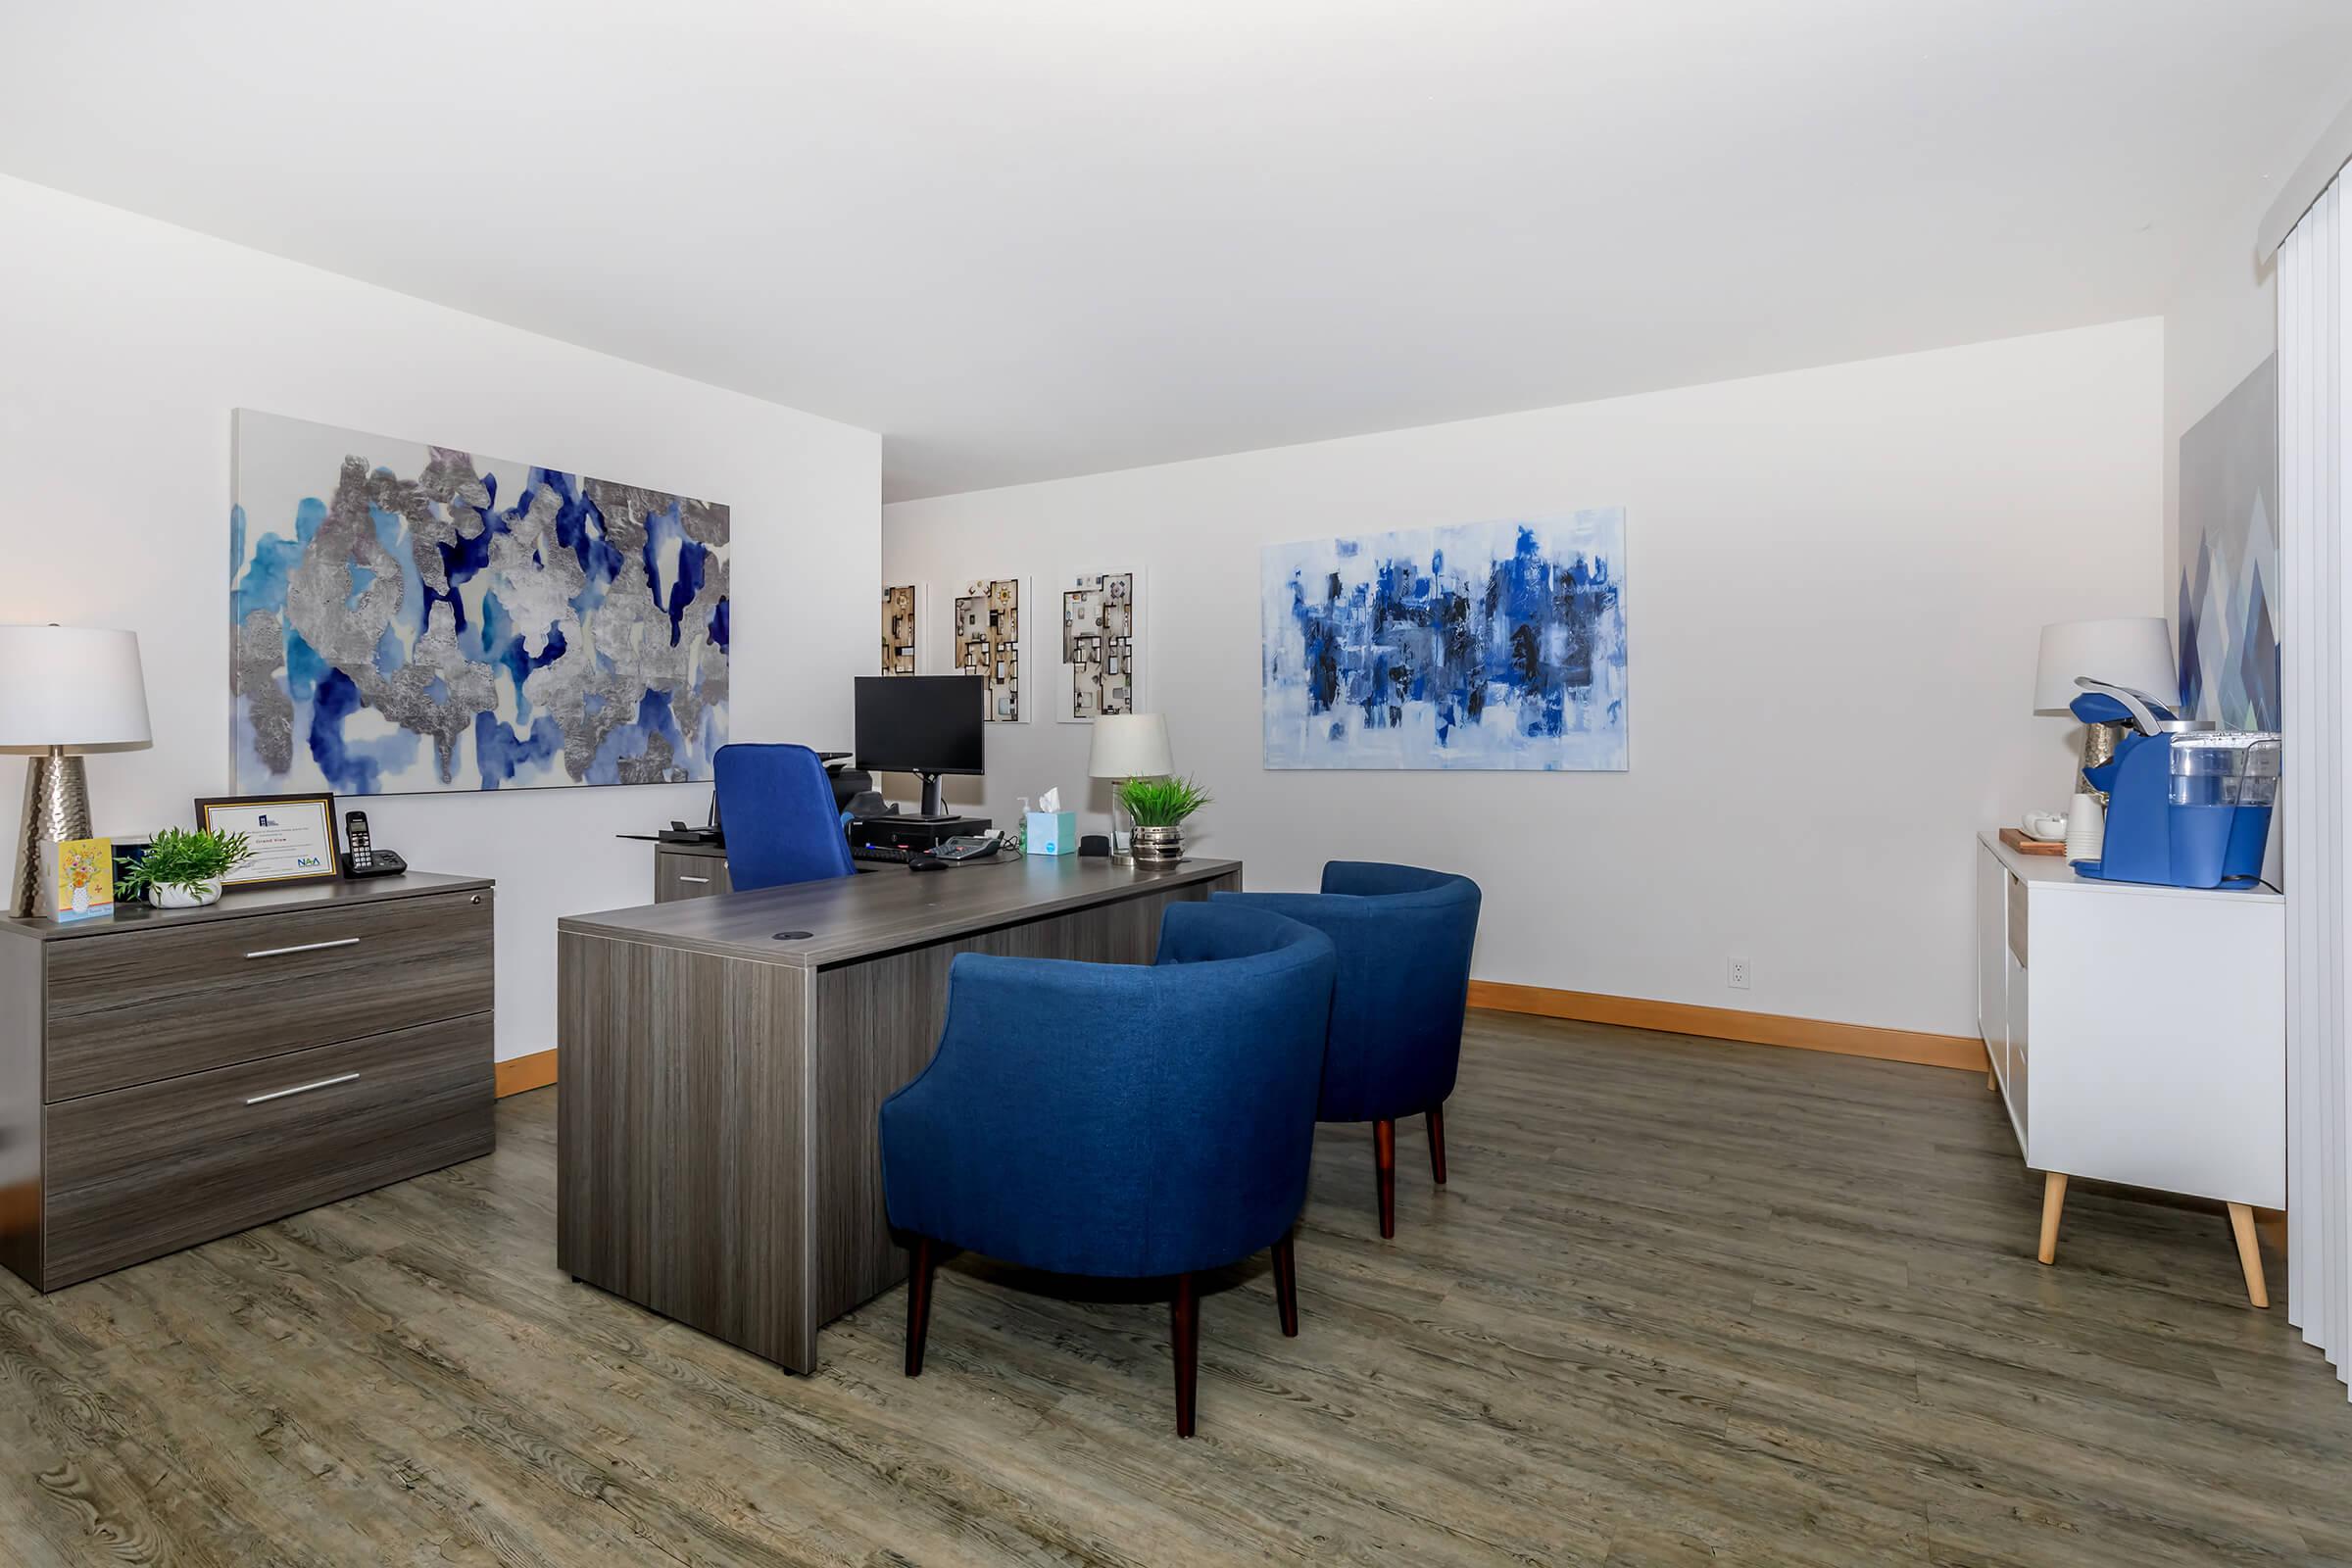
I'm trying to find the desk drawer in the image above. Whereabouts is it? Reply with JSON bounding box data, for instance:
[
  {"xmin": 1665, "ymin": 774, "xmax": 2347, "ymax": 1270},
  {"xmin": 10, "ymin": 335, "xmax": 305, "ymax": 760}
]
[
  {"xmin": 45, "ymin": 890, "xmax": 494, "ymax": 1101},
  {"xmin": 41, "ymin": 1012, "xmax": 494, "ymax": 1288},
  {"xmin": 656, "ymin": 852, "xmax": 732, "ymax": 903}
]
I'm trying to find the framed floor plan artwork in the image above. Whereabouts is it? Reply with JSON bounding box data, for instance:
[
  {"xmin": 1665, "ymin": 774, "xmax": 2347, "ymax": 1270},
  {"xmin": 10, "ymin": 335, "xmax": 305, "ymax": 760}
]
[
  {"xmin": 1261, "ymin": 510, "xmax": 1628, "ymax": 770},
  {"xmin": 954, "ymin": 577, "xmax": 1023, "ymax": 720},
  {"xmin": 1060, "ymin": 570, "xmax": 1141, "ymax": 721},
  {"xmin": 230, "ymin": 409, "xmax": 732, "ymax": 794},
  {"xmin": 883, "ymin": 583, "xmax": 920, "ymax": 674}
]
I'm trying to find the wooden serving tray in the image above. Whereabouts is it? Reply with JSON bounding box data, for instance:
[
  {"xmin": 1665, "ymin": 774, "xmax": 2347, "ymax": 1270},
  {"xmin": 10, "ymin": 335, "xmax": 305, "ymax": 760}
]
[{"xmin": 1999, "ymin": 827, "xmax": 2068, "ymax": 857}]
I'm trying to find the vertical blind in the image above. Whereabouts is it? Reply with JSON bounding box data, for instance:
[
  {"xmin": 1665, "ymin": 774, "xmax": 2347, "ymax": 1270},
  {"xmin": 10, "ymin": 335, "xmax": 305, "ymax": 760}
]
[{"xmin": 2279, "ymin": 170, "xmax": 2352, "ymax": 1396}]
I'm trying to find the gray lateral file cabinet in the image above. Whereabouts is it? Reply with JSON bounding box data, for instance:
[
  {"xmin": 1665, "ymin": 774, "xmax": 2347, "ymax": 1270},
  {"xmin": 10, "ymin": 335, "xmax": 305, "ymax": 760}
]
[{"xmin": 0, "ymin": 871, "xmax": 497, "ymax": 1291}]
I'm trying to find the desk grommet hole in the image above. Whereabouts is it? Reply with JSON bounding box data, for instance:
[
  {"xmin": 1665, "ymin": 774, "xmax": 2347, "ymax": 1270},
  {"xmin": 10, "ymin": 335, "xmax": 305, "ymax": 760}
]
[{"xmin": 772, "ymin": 930, "xmax": 814, "ymax": 941}]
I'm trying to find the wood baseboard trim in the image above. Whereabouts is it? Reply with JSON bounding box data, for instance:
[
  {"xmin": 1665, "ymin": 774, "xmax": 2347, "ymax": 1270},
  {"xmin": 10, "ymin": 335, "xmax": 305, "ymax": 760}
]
[
  {"xmin": 499, "ymin": 996, "xmax": 1979, "ymax": 1094},
  {"xmin": 1466, "ymin": 981, "xmax": 1986, "ymax": 1073},
  {"xmin": 495, "ymin": 1049, "xmax": 558, "ymax": 1099}
]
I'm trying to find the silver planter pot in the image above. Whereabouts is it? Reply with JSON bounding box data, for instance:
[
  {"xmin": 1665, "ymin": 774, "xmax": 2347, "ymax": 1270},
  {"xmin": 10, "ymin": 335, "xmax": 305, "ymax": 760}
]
[{"xmin": 1131, "ymin": 824, "xmax": 1186, "ymax": 863}]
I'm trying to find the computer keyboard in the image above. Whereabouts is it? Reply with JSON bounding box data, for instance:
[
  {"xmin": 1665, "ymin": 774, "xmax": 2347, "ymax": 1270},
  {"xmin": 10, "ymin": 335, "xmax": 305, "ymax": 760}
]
[{"xmin": 851, "ymin": 837, "xmax": 1003, "ymax": 867}]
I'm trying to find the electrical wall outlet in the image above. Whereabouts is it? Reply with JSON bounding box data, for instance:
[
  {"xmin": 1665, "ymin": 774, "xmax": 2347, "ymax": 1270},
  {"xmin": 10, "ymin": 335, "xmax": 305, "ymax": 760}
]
[{"xmin": 1727, "ymin": 956, "xmax": 1752, "ymax": 991}]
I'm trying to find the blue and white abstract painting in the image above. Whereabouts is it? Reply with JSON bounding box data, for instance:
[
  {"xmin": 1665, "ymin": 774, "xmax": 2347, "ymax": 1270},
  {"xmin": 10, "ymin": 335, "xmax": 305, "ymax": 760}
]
[
  {"xmin": 1261, "ymin": 510, "xmax": 1628, "ymax": 770},
  {"xmin": 230, "ymin": 410, "xmax": 731, "ymax": 794},
  {"xmin": 2179, "ymin": 357, "xmax": 2279, "ymax": 731}
]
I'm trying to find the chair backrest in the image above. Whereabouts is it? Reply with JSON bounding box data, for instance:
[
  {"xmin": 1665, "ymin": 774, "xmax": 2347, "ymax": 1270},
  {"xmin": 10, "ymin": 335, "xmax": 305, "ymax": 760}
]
[
  {"xmin": 1313, "ymin": 861, "xmax": 1482, "ymax": 1118},
  {"xmin": 712, "ymin": 743, "xmax": 856, "ymax": 891},
  {"xmin": 1143, "ymin": 903, "xmax": 1338, "ymax": 1259},
  {"xmin": 878, "ymin": 902, "xmax": 1336, "ymax": 1277},
  {"xmin": 1211, "ymin": 861, "xmax": 1482, "ymax": 1120}
]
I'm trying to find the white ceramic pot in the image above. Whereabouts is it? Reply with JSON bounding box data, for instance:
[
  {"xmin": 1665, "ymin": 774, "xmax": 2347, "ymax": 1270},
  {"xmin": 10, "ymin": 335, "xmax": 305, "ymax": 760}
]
[{"xmin": 152, "ymin": 879, "xmax": 223, "ymax": 909}]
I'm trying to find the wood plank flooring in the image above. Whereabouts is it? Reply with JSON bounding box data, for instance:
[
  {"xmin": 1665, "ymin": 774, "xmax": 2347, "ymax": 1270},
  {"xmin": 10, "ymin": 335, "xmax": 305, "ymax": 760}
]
[{"xmin": 1, "ymin": 1010, "xmax": 2347, "ymax": 1565}]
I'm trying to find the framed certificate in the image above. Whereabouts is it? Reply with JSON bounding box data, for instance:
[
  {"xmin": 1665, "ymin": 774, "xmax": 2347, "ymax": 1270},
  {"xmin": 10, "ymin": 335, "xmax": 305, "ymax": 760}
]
[{"xmin": 193, "ymin": 793, "xmax": 342, "ymax": 890}]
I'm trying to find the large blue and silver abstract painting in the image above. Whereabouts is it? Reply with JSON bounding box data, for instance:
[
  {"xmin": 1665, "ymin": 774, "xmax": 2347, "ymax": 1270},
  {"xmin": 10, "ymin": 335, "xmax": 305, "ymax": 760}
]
[
  {"xmin": 230, "ymin": 410, "xmax": 731, "ymax": 794},
  {"xmin": 1262, "ymin": 510, "xmax": 1628, "ymax": 770}
]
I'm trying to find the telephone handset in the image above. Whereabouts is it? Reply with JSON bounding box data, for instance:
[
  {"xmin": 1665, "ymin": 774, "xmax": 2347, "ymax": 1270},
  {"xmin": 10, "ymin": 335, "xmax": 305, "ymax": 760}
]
[{"xmin": 340, "ymin": 810, "xmax": 409, "ymax": 879}]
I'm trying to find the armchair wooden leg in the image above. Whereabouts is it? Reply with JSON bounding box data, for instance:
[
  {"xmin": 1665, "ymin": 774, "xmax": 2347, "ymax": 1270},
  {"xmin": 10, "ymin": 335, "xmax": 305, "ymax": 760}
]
[
  {"xmin": 2227, "ymin": 1202, "xmax": 2271, "ymax": 1308},
  {"xmin": 1427, "ymin": 1104, "xmax": 1448, "ymax": 1186},
  {"xmin": 1373, "ymin": 1119, "xmax": 1397, "ymax": 1239},
  {"xmin": 905, "ymin": 1235, "xmax": 937, "ymax": 1377},
  {"xmin": 1172, "ymin": 1272, "xmax": 1199, "ymax": 1438},
  {"xmin": 1271, "ymin": 1230, "xmax": 1299, "ymax": 1338}
]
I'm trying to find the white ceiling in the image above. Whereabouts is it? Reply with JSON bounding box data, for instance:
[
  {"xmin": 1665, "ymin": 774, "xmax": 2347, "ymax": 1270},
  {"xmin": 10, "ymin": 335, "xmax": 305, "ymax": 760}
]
[{"xmin": 5, "ymin": 1, "xmax": 2350, "ymax": 501}]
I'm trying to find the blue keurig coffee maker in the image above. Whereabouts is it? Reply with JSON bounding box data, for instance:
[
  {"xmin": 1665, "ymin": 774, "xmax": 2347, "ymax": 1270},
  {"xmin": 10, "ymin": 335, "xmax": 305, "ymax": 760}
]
[{"xmin": 2068, "ymin": 678, "xmax": 2278, "ymax": 890}]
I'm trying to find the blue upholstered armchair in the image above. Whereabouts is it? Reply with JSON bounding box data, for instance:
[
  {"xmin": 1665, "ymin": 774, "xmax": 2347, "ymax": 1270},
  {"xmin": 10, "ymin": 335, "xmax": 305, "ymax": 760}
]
[
  {"xmin": 879, "ymin": 902, "xmax": 1337, "ymax": 1437},
  {"xmin": 713, "ymin": 743, "xmax": 856, "ymax": 891},
  {"xmin": 1214, "ymin": 862, "xmax": 1482, "ymax": 1238}
]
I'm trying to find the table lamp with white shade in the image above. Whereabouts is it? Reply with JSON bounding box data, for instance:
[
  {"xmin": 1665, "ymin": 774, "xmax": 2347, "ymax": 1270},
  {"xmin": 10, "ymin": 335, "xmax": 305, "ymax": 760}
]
[
  {"xmin": 1087, "ymin": 712, "xmax": 1173, "ymax": 863},
  {"xmin": 2, "ymin": 625, "xmax": 154, "ymax": 917},
  {"xmin": 2034, "ymin": 616, "xmax": 2180, "ymax": 800}
]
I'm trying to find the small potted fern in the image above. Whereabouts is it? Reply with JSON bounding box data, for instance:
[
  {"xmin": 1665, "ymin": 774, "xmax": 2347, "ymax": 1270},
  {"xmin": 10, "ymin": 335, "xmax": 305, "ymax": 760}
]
[
  {"xmin": 1116, "ymin": 776, "xmax": 1210, "ymax": 863},
  {"xmin": 117, "ymin": 826, "xmax": 253, "ymax": 908}
]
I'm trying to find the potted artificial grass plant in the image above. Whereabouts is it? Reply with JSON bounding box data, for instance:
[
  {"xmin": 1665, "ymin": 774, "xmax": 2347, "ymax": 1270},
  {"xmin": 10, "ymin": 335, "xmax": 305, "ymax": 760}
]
[
  {"xmin": 117, "ymin": 826, "xmax": 253, "ymax": 908},
  {"xmin": 1116, "ymin": 775, "xmax": 1210, "ymax": 863}
]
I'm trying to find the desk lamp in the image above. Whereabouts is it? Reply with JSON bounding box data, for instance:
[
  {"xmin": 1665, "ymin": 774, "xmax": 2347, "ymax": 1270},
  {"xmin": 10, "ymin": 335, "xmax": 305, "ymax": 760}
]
[
  {"xmin": 2034, "ymin": 616, "xmax": 2179, "ymax": 801},
  {"xmin": 1, "ymin": 625, "xmax": 153, "ymax": 916},
  {"xmin": 1088, "ymin": 713, "xmax": 1173, "ymax": 864}
]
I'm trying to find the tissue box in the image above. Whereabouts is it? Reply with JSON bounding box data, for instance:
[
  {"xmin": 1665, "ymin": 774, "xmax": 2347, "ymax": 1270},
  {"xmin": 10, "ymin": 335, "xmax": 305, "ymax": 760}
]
[{"xmin": 1025, "ymin": 809, "xmax": 1078, "ymax": 856}]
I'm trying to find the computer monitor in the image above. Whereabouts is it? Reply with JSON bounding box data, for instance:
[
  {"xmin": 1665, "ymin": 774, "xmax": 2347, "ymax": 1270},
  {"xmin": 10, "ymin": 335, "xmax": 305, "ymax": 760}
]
[{"xmin": 854, "ymin": 675, "xmax": 985, "ymax": 819}]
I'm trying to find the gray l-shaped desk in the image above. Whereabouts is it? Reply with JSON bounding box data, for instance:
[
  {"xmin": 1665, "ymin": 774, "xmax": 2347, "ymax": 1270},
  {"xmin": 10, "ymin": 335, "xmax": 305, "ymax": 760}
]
[{"xmin": 555, "ymin": 854, "xmax": 1243, "ymax": 1371}]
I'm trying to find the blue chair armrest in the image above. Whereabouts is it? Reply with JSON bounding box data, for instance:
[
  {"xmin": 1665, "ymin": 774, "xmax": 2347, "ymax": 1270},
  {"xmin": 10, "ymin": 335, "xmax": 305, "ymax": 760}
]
[
  {"xmin": 1320, "ymin": 860, "xmax": 1467, "ymax": 900},
  {"xmin": 1155, "ymin": 892, "xmax": 1371, "ymax": 961},
  {"xmin": 1205, "ymin": 890, "xmax": 1392, "ymax": 953}
]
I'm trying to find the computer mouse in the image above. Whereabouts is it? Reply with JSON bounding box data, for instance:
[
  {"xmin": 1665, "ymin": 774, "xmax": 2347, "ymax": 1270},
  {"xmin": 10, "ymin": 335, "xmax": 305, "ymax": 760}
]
[{"xmin": 907, "ymin": 855, "xmax": 949, "ymax": 872}]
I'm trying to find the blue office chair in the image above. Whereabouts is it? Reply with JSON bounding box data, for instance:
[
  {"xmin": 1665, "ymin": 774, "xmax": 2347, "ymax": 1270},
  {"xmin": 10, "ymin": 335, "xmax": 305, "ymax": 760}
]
[
  {"xmin": 879, "ymin": 903, "xmax": 1337, "ymax": 1437},
  {"xmin": 712, "ymin": 743, "xmax": 857, "ymax": 891},
  {"xmin": 1215, "ymin": 862, "xmax": 1482, "ymax": 1238}
]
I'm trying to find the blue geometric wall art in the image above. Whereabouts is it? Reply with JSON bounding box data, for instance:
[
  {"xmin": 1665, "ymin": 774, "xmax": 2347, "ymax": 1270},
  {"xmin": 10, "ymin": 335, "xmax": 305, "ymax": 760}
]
[
  {"xmin": 230, "ymin": 410, "xmax": 731, "ymax": 795},
  {"xmin": 2178, "ymin": 357, "xmax": 2279, "ymax": 732},
  {"xmin": 1261, "ymin": 510, "xmax": 1628, "ymax": 770}
]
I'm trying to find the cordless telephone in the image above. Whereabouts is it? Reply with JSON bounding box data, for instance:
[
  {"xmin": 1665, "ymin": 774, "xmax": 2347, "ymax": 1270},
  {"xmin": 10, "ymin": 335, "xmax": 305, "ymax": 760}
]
[{"xmin": 338, "ymin": 810, "xmax": 408, "ymax": 878}]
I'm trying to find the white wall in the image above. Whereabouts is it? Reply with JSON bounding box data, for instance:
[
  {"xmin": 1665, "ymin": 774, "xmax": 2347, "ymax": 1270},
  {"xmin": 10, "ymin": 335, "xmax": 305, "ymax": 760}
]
[
  {"xmin": 885, "ymin": 320, "xmax": 2163, "ymax": 1038},
  {"xmin": 2163, "ymin": 184, "xmax": 2279, "ymax": 617},
  {"xmin": 2159, "ymin": 80, "xmax": 2352, "ymax": 621},
  {"xmin": 0, "ymin": 175, "xmax": 880, "ymax": 1061}
]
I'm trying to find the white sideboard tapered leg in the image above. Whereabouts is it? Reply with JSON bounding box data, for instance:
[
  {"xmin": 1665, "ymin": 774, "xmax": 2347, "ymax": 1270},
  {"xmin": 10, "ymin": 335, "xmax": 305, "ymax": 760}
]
[
  {"xmin": 2226, "ymin": 1202, "xmax": 2270, "ymax": 1308},
  {"xmin": 2036, "ymin": 1172, "xmax": 2068, "ymax": 1265}
]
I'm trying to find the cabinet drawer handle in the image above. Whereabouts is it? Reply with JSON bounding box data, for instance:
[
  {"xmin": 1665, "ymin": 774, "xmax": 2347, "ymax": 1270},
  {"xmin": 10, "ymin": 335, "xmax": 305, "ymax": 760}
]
[
  {"xmin": 245, "ymin": 1072, "xmax": 361, "ymax": 1105},
  {"xmin": 678, "ymin": 875, "xmax": 711, "ymax": 885},
  {"xmin": 244, "ymin": 937, "xmax": 362, "ymax": 960}
]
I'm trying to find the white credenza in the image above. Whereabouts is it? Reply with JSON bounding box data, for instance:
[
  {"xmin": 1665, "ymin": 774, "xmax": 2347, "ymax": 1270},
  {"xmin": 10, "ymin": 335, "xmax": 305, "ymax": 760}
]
[{"xmin": 1974, "ymin": 831, "xmax": 2283, "ymax": 1305}]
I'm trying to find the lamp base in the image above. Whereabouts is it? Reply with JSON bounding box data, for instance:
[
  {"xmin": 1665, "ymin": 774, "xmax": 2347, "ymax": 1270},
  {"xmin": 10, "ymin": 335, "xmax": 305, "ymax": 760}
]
[
  {"xmin": 13, "ymin": 748, "xmax": 91, "ymax": 918},
  {"xmin": 2075, "ymin": 718, "xmax": 2130, "ymax": 807},
  {"xmin": 1109, "ymin": 784, "xmax": 1135, "ymax": 864}
]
